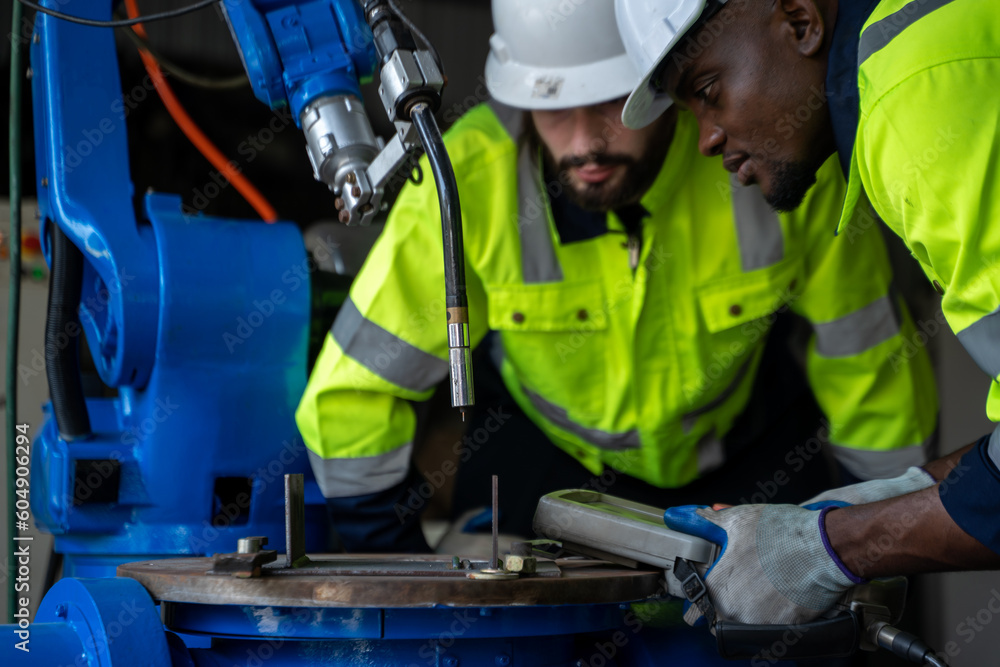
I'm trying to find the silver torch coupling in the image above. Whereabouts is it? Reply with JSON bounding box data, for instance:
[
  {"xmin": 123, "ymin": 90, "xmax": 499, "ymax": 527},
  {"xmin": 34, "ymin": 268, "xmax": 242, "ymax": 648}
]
[
  {"xmin": 447, "ymin": 307, "xmax": 475, "ymax": 411},
  {"xmin": 300, "ymin": 94, "xmax": 383, "ymax": 226}
]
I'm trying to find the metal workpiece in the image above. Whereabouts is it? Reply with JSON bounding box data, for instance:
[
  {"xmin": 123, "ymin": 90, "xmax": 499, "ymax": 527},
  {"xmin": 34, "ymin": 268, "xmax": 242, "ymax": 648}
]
[
  {"xmin": 300, "ymin": 95, "xmax": 382, "ymax": 226},
  {"xmin": 533, "ymin": 490, "xmax": 718, "ymax": 599},
  {"xmin": 118, "ymin": 554, "xmax": 662, "ymax": 609}
]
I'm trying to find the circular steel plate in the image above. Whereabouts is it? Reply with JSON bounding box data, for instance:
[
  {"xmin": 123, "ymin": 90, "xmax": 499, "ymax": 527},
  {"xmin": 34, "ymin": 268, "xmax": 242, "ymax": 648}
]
[{"xmin": 118, "ymin": 554, "xmax": 664, "ymax": 608}]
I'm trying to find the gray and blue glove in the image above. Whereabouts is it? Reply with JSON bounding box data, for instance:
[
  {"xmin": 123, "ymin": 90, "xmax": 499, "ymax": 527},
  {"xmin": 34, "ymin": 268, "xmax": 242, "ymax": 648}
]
[
  {"xmin": 799, "ymin": 466, "xmax": 935, "ymax": 509},
  {"xmin": 663, "ymin": 504, "xmax": 864, "ymax": 627}
]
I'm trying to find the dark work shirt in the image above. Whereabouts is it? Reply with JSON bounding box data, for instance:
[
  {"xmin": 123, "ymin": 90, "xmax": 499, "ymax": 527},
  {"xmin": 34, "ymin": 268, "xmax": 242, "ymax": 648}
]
[{"xmin": 825, "ymin": 0, "xmax": 881, "ymax": 177}]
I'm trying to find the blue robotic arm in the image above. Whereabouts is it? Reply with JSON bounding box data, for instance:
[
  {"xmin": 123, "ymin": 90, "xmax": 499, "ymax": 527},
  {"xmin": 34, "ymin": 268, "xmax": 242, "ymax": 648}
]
[
  {"xmin": 27, "ymin": 0, "xmax": 471, "ymax": 575},
  {"xmin": 223, "ymin": 0, "xmax": 474, "ymax": 407}
]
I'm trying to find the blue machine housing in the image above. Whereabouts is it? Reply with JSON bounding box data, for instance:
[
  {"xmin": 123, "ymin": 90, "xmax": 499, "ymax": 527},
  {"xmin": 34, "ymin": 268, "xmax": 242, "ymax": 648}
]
[
  {"xmin": 29, "ymin": 1, "xmax": 329, "ymax": 575},
  {"xmin": 222, "ymin": 0, "xmax": 379, "ymax": 123},
  {"xmin": 0, "ymin": 577, "xmax": 731, "ymax": 666}
]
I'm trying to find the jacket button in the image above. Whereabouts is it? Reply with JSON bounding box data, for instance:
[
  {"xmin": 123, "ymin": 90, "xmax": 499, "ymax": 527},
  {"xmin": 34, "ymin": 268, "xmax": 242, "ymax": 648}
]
[
  {"xmin": 933, "ymin": 280, "xmax": 945, "ymax": 295},
  {"xmin": 577, "ymin": 309, "xmax": 589, "ymax": 321},
  {"xmin": 729, "ymin": 304, "xmax": 742, "ymax": 316},
  {"xmin": 512, "ymin": 312, "xmax": 525, "ymax": 324}
]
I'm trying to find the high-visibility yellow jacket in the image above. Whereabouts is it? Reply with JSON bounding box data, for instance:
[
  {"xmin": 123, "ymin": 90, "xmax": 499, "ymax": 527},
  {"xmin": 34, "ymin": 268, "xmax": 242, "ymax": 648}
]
[
  {"xmin": 832, "ymin": 0, "xmax": 998, "ymax": 550},
  {"xmin": 297, "ymin": 103, "xmax": 938, "ymax": 499}
]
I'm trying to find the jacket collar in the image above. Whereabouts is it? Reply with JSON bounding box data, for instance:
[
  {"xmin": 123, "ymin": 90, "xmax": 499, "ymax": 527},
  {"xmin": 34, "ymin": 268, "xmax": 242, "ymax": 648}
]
[{"xmin": 826, "ymin": 0, "xmax": 881, "ymax": 177}]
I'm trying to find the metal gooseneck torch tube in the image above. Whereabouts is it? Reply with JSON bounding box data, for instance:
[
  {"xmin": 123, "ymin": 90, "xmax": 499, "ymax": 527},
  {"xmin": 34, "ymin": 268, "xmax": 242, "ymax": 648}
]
[{"xmin": 410, "ymin": 102, "xmax": 474, "ymax": 410}]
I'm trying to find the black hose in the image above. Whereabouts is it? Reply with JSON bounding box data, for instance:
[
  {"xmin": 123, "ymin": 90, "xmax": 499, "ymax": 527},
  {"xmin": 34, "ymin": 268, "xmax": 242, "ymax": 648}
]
[
  {"xmin": 45, "ymin": 224, "xmax": 92, "ymax": 440},
  {"xmin": 410, "ymin": 102, "xmax": 466, "ymax": 311}
]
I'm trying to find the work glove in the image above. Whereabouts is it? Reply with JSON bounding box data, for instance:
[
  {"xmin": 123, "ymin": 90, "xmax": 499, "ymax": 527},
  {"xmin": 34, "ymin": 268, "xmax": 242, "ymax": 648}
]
[
  {"xmin": 663, "ymin": 504, "xmax": 863, "ymax": 627},
  {"xmin": 799, "ymin": 466, "xmax": 935, "ymax": 509}
]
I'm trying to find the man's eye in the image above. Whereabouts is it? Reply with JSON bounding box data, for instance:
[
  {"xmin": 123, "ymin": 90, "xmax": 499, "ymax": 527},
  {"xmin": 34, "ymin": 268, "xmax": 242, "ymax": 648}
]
[{"xmin": 695, "ymin": 83, "xmax": 714, "ymax": 101}]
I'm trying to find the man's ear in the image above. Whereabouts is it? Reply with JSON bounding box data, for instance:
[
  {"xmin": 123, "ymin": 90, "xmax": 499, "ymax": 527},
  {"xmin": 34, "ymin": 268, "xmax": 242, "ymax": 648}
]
[{"xmin": 776, "ymin": 0, "xmax": 826, "ymax": 57}]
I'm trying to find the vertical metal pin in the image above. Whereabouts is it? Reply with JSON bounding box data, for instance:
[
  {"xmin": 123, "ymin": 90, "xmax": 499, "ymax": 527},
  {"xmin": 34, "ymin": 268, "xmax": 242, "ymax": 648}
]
[
  {"xmin": 491, "ymin": 474, "xmax": 499, "ymax": 569},
  {"xmin": 285, "ymin": 474, "xmax": 307, "ymax": 568}
]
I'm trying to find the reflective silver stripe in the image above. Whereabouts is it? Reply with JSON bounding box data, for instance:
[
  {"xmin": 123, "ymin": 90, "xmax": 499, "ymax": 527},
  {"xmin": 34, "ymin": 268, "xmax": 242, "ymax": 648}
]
[
  {"xmin": 730, "ymin": 175, "xmax": 784, "ymax": 271},
  {"xmin": 517, "ymin": 148, "xmax": 564, "ymax": 283},
  {"xmin": 332, "ymin": 297, "xmax": 448, "ymax": 392},
  {"xmin": 828, "ymin": 439, "xmax": 931, "ymax": 481},
  {"xmin": 487, "ymin": 98, "xmax": 523, "ymax": 141},
  {"xmin": 522, "ymin": 385, "xmax": 640, "ymax": 450},
  {"xmin": 989, "ymin": 426, "xmax": 1000, "ymax": 470},
  {"xmin": 681, "ymin": 357, "xmax": 753, "ymax": 433},
  {"xmin": 308, "ymin": 445, "xmax": 412, "ymax": 498},
  {"xmin": 858, "ymin": 0, "xmax": 957, "ymax": 66},
  {"xmin": 813, "ymin": 294, "xmax": 900, "ymax": 358},
  {"xmin": 696, "ymin": 432, "xmax": 726, "ymax": 475},
  {"xmin": 956, "ymin": 307, "xmax": 1000, "ymax": 378}
]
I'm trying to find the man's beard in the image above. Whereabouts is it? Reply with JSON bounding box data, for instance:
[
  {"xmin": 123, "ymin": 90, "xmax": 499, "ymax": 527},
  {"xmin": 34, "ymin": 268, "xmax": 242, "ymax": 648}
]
[
  {"xmin": 764, "ymin": 158, "xmax": 820, "ymax": 213},
  {"xmin": 524, "ymin": 114, "xmax": 674, "ymax": 212}
]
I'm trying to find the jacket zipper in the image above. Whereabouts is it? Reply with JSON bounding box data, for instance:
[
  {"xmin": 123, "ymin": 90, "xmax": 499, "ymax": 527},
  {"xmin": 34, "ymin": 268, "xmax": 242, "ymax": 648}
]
[{"xmin": 627, "ymin": 232, "xmax": 642, "ymax": 274}]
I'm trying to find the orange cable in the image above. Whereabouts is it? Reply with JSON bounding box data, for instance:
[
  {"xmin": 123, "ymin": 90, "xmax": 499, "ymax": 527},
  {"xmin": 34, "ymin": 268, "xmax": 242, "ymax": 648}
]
[{"xmin": 125, "ymin": 0, "xmax": 278, "ymax": 223}]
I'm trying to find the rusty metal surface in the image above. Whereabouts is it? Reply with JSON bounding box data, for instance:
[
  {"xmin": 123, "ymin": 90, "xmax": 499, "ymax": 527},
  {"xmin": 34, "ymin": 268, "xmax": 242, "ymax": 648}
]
[
  {"xmin": 211, "ymin": 549, "xmax": 277, "ymax": 578},
  {"xmin": 118, "ymin": 554, "xmax": 663, "ymax": 608}
]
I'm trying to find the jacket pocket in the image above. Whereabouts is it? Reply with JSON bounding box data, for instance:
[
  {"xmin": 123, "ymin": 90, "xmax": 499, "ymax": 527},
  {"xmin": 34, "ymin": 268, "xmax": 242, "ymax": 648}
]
[
  {"xmin": 487, "ymin": 280, "xmax": 609, "ymax": 421},
  {"xmin": 695, "ymin": 258, "xmax": 804, "ymax": 333}
]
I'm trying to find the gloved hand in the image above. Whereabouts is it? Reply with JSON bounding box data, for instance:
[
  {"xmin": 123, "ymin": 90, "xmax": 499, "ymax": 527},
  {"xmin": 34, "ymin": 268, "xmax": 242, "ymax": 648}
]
[
  {"xmin": 664, "ymin": 504, "xmax": 863, "ymax": 627},
  {"xmin": 799, "ymin": 466, "xmax": 935, "ymax": 509}
]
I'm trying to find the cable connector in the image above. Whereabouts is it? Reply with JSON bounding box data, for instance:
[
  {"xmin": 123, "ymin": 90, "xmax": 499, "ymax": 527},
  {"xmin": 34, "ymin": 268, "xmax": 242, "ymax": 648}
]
[{"xmin": 872, "ymin": 623, "xmax": 949, "ymax": 666}]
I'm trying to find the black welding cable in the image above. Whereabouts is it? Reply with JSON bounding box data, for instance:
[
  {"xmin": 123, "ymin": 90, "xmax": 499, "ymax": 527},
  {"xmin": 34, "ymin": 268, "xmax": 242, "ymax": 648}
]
[
  {"xmin": 410, "ymin": 102, "xmax": 465, "ymax": 310},
  {"xmin": 19, "ymin": 0, "xmax": 220, "ymax": 28},
  {"xmin": 45, "ymin": 224, "xmax": 92, "ymax": 440},
  {"xmin": 115, "ymin": 16, "xmax": 248, "ymax": 90},
  {"xmin": 385, "ymin": 0, "xmax": 444, "ymax": 78}
]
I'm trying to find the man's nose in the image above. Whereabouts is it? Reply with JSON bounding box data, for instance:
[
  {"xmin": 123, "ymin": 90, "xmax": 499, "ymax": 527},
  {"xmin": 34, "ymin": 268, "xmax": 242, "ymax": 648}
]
[
  {"xmin": 696, "ymin": 115, "xmax": 726, "ymax": 157},
  {"xmin": 569, "ymin": 108, "xmax": 615, "ymax": 156}
]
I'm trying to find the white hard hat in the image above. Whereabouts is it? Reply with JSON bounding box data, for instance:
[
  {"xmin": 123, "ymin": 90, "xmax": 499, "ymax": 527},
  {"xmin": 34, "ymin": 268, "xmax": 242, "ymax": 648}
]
[
  {"xmin": 485, "ymin": 0, "xmax": 641, "ymax": 110},
  {"xmin": 615, "ymin": 0, "xmax": 727, "ymax": 129}
]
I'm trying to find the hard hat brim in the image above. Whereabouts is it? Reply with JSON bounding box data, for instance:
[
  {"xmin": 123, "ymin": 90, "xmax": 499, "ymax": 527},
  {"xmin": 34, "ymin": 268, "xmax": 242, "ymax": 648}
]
[
  {"xmin": 621, "ymin": 69, "xmax": 674, "ymax": 129},
  {"xmin": 485, "ymin": 51, "xmax": 640, "ymax": 111}
]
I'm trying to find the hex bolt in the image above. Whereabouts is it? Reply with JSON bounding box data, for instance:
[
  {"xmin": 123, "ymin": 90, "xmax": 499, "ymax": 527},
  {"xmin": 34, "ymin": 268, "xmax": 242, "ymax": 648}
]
[
  {"xmin": 334, "ymin": 198, "xmax": 344, "ymax": 210},
  {"xmin": 352, "ymin": 186, "xmax": 362, "ymax": 198},
  {"xmin": 346, "ymin": 173, "xmax": 357, "ymax": 184},
  {"xmin": 55, "ymin": 604, "xmax": 67, "ymax": 618},
  {"xmin": 339, "ymin": 210, "xmax": 351, "ymax": 224}
]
